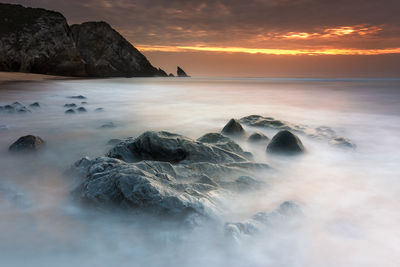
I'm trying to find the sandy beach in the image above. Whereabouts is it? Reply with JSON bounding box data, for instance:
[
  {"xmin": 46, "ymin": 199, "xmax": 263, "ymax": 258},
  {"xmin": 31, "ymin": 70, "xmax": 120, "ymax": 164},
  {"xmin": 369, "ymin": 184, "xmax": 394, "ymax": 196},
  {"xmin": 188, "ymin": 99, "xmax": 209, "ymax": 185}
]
[{"xmin": 0, "ymin": 72, "xmax": 74, "ymax": 84}]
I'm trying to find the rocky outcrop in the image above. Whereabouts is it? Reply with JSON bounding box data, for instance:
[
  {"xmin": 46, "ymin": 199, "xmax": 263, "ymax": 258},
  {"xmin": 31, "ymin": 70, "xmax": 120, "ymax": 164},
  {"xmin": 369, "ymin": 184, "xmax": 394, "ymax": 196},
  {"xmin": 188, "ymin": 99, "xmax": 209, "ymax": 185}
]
[
  {"xmin": 177, "ymin": 66, "xmax": 189, "ymax": 77},
  {"xmin": 0, "ymin": 102, "xmax": 38, "ymax": 113},
  {"xmin": 71, "ymin": 131, "xmax": 269, "ymax": 220},
  {"xmin": 70, "ymin": 21, "xmax": 166, "ymax": 77},
  {"xmin": 0, "ymin": 4, "xmax": 169, "ymax": 77},
  {"xmin": 0, "ymin": 3, "xmax": 86, "ymax": 76},
  {"xmin": 9, "ymin": 135, "xmax": 45, "ymax": 152},
  {"xmin": 221, "ymin": 119, "xmax": 245, "ymax": 137},
  {"xmin": 266, "ymin": 130, "xmax": 305, "ymax": 155},
  {"xmin": 240, "ymin": 115, "xmax": 355, "ymax": 148},
  {"xmin": 248, "ymin": 132, "xmax": 269, "ymax": 143}
]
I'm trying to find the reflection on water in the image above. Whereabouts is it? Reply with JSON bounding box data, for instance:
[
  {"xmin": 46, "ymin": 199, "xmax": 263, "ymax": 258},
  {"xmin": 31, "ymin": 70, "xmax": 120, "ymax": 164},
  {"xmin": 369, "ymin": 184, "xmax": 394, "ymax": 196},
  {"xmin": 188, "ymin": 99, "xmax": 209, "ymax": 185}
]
[{"xmin": 0, "ymin": 77, "xmax": 400, "ymax": 267}]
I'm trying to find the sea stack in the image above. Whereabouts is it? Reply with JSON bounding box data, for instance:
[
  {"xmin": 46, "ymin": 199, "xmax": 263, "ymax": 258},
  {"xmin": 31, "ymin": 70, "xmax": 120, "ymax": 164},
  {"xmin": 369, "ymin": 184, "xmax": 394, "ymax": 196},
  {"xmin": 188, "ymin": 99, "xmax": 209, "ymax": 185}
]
[{"xmin": 177, "ymin": 66, "xmax": 190, "ymax": 77}]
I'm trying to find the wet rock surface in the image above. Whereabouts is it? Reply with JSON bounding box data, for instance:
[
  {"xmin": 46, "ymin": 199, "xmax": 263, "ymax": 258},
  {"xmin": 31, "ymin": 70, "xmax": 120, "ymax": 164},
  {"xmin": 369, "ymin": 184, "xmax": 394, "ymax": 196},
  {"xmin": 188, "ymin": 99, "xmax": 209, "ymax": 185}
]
[
  {"xmin": 240, "ymin": 115, "xmax": 355, "ymax": 148},
  {"xmin": 221, "ymin": 119, "xmax": 245, "ymax": 137},
  {"xmin": 267, "ymin": 130, "xmax": 305, "ymax": 155},
  {"xmin": 71, "ymin": 131, "xmax": 269, "ymax": 219},
  {"xmin": 248, "ymin": 132, "xmax": 269, "ymax": 143},
  {"xmin": 8, "ymin": 135, "xmax": 45, "ymax": 152}
]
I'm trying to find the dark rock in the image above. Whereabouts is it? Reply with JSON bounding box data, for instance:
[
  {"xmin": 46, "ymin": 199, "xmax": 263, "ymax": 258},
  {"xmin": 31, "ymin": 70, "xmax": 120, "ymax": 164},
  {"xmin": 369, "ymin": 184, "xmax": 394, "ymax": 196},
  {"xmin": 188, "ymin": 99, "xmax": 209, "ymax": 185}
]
[
  {"xmin": 221, "ymin": 119, "xmax": 245, "ymax": 137},
  {"xmin": 71, "ymin": 21, "xmax": 167, "ymax": 77},
  {"xmin": 29, "ymin": 102, "xmax": 40, "ymax": 108},
  {"xmin": 65, "ymin": 109, "xmax": 75, "ymax": 114},
  {"xmin": 77, "ymin": 107, "xmax": 87, "ymax": 113},
  {"xmin": 3, "ymin": 105, "xmax": 13, "ymax": 111},
  {"xmin": 240, "ymin": 115, "xmax": 355, "ymax": 148},
  {"xmin": 100, "ymin": 122, "xmax": 116, "ymax": 128},
  {"xmin": 177, "ymin": 66, "xmax": 189, "ymax": 77},
  {"xmin": 94, "ymin": 108, "xmax": 104, "ymax": 112},
  {"xmin": 248, "ymin": 132, "xmax": 269, "ymax": 143},
  {"xmin": 266, "ymin": 130, "xmax": 305, "ymax": 155},
  {"xmin": 69, "ymin": 95, "xmax": 86, "ymax": 99},
  {"xmin": 8, "ymin": 135, "xmax": 45, "ymax": 152},
  {"xmin": 81, "ymin": 101, "xmax": 88, "ymax": 105},
  {"xmin": 16, "ymin": 107, "xmax": 31, "ymax": 113},
  {"xmin": 0, "ymin": 3, "xmax": 86, "ymax": 76},
  {"xmin": 107, "ymin": 139, "xmax": 122, "ymax": 146},
  {"xmin": 64, "ymin": 103, "xmax": 77, "ymax": 108},
  {"xmin": 12, "ymin": 102, "xmax": 23, "ymax": 108},
  {"xmin": 168, "ymin": 73, "xmax": 175, "ymax": 77},
  {"xmin": 107, "ymin": 131, "xmax": 251, "ymax": 164}
]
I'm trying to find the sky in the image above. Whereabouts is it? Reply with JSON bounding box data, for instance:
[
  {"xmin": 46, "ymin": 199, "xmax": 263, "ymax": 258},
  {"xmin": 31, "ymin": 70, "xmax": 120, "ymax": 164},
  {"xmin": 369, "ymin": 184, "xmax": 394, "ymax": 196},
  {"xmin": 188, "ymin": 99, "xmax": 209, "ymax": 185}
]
[{"xmin": 3, "ymin": 0, "xmax": 400, "ymax": 77}]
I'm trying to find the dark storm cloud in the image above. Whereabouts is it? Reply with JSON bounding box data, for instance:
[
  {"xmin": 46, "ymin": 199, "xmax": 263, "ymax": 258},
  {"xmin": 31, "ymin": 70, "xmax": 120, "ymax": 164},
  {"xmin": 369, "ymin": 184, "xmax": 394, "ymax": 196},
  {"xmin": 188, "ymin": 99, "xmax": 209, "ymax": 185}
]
[{"xmin": 2, "ymin": 0, "xmax": 400, "ymax": 49}]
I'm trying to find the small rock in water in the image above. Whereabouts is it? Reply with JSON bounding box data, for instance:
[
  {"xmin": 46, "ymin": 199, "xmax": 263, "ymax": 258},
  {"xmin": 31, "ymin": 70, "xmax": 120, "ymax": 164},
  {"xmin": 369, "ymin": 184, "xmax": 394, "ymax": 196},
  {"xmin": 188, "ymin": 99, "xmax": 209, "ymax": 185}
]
[
  {"xmin": 248, "ymin": 132, "xmax": 269, "ymax": 143},
  {"xmin": 64, "ymin": 103, "xmax": 77, "ymax": 108},
  {"xmin": 81, "ymin": 101, "xmax": 88, "ymax": 105},
  {"xmin": 11, "ymin": 102, "xmax": 24, "ymax": 108},
  {"xmin": 77, "ymin": 107, "xmax": 87, "ymax": 113},
  {"xmin": 266, "ymin": 130, "xmax": 305, "ymax": 155},
  {"xmin": 17, "ymin": 107, "xmax": 31, "ymax": 113},
  {"xmin": 100, "ymin": 122, "xmax": 116, "ymax": 128},
  {"xmin": 29, "ymin": 102, "xmax": 40, "ymax": 108},
  {"xmin": 65, "ymin": 109, "xmax": 76, "ymax": 114},
  {"xmin": 9, "ymin": 135, "xmax": 45, "ymax": 152},
  {"xmin": 94, "ymin": 108, "xmax": 104, "ymax": 112},
  {"xmin": 221, "ymin": 119, "xmax": 245, "ymax": 137},
  {"xmin": 69, "ymin": 95, "xmax": 87, "ymax": 99}
]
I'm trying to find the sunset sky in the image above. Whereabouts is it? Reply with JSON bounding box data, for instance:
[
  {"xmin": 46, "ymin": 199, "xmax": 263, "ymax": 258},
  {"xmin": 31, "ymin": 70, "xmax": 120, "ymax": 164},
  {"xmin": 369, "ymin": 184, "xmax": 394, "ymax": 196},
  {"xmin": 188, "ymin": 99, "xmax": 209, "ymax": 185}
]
[{"xmin": 4, "ymin": 0, "xmax": 400, "ymax": 77}]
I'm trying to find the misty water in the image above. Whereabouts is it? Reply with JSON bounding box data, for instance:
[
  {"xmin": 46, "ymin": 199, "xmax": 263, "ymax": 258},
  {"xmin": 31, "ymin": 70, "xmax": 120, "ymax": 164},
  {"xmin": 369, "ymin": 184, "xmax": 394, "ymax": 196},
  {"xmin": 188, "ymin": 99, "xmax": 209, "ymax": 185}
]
[{"xmin": 0, "ymin": 77, "xmax": 399, "ymax": 267}]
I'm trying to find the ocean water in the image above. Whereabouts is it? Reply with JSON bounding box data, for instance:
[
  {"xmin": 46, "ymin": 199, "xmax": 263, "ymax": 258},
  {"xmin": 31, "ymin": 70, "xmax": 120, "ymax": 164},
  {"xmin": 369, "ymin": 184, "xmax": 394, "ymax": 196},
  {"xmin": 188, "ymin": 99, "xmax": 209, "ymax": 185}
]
[{"xmin": 0, "ymin": 77, "xmax": 399, "ymax": 267}]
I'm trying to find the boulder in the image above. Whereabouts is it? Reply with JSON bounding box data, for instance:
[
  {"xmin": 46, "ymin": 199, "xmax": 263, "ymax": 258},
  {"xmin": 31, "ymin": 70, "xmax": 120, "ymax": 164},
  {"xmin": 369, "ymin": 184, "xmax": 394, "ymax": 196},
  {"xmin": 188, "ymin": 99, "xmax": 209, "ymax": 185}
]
[
  {"xmin": 65, "ymin": 109, "xmax": 75, "ymax": 114},
  {"xmin": 77, "ymin": 107, "xmax": 87, "ymax": 113},
  {"xmin": 221, "ymin": 119, "xmax": 245, "ymax": 137},
  {"xmin": 9, "ymin": 135, "xmax": 45, "ymax": 152},
  {"xmin": 248, "ymin": 132, "xmax": 269, "ymax": 143},
  {"xmin": 266, "ymin": 130, "xmax": 305, "ymax": 155},
  {"xmin": 29, "ymin": 102, "xmax": 40, "ymax": 108}
]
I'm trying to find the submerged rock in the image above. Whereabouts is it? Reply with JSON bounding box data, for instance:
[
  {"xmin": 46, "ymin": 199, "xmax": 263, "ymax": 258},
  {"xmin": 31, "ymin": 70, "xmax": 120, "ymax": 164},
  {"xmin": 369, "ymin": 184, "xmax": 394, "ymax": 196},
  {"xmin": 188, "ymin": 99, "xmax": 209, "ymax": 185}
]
[
  {"xmin": 100, "ymin": 122, "xmax": 116, "ymax": 128},
  {"xmin": 221, "ymin": 119, "xmax": 245, "ymax": 137},
  {"xmin": 81, "ymin": 101, "xmax": 88, "ymax": 105},
  {"xmin": 77, "ymin": 107, "xmax": 87, "ymax": 113},
  {"xmin": 64, "ymin": 103, "xmax": 77, "ymax": 108},
  {"xmin": 267, "ymin": 130, "xmax": 305, "ymax": 155},
  {"xmin": 248, "ymin": 132, "xmax": 269, "ymax": 143},
  {"xmin": 240, "ymin": 115, "xmax": 355, "ymax": 148},
  {"xmin": 69, "ymin": 95, "xmax": 86, "ymax": 99},
  {"xmin": 29, "ymin": 102, "xmax": 40, "ymax": 108},
  {"xmin": 94, "ymin": 107, "xmax": 104, "ymax": 112},
  {"xmin": 9, "ymin": 135, "xmax": 45, "ymax": 152},
  {"xmin": 65, "ymin": 109, "xmax": 75, "ymax": 114},
  {"xmin": 0, "ymin": 102, "xmax": 32, "ymax": 114}
]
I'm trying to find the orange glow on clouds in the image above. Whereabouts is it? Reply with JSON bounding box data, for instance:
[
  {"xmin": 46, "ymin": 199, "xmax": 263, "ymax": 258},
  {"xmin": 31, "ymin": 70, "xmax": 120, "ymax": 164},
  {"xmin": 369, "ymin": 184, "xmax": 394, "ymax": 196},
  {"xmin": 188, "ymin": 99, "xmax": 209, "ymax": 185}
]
[
  {"xmin": 281, "ymin": 25, "xmax": 382, "ymax": 39},
  {"xmin": 138, "ymin": 45, "xmax": 400, "ymax": 56}
]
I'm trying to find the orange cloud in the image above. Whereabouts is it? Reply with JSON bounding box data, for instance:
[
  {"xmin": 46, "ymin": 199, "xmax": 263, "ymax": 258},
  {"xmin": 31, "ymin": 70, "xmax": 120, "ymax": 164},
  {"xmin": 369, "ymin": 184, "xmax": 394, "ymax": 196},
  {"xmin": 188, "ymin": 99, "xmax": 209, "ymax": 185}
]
[
  {"xmin": 138, "ymin": 45, "xmax": 400, "ymax": 55},
  {"xmin": 280, "ymin": 25, "xmax": 382, "ymax": 39}
]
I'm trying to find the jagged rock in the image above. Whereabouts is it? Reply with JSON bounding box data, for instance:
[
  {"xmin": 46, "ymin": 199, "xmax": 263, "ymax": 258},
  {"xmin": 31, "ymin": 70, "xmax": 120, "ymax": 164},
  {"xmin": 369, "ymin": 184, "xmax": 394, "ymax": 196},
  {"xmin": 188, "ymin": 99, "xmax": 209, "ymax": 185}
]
[
  {"xmin": 248, "ymin": 132, "xmax": 269, "ymax": 143},
  {"xmin": 266, "ymin": 130, "xmax": 305, "ymax": 155},
  {"xmin": 0, "ymin": 3, "xmax": 86, "ymax": 76},
  {"xmin": 71, "ymin": 21, "xmax": 167, "ymax": 77},
  {"xmin": 107, "ymin": 139, "xmax": 122, "ymax": 146},
  {"xmin": 8, "ymin": 135, "xmax": 45, "ymax": 152},
  {"xmin": 240, "ymin": 115, "xmax": 355, "ymax": 148},
  {"xmin": 77, "ymin": 107, "xmax": 87, "ymax": 113},
  {"xmin": 221, "ymin": 119, "xmax": 245, "ymax": 137},
  {"xmin": 29, "ymin": 102, "xmax": 40, "ymax": 108},
  {"xmin": 107, "ymin": 131, "xmax": 252, "ymax": 164},
  {"xmin": 177, "ymin": 66, "xmax": 189, "ymax": 77},
  {"xmin": 64, "ymin": 103, "xmax": 77, "ymax": 108},
  {"xmin": 197, "ymin": 133, "xmax": 252, "ymax": 159},
  {"xmin": 65, "ymin": 109, "xmax": 75, "ymax": 114}
]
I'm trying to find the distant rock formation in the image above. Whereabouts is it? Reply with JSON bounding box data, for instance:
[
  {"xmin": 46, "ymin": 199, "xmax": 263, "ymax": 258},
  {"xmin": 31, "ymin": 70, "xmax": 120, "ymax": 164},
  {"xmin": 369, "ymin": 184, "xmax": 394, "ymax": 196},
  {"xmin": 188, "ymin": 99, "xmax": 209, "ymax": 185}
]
[
  {"xmin": 0, "ymin": 4, "xmax": 169, "ymax": 77},
  {"xmin": 0, "ymin": 3, "xmax": 86, "ymax": 76},
  {"xmin": 177, "ymin": 66, "xmax": 189, "ymax": 77},
  {"xmin": 71, "ymin": 21, "xmax": 167, "ymax": 77}
]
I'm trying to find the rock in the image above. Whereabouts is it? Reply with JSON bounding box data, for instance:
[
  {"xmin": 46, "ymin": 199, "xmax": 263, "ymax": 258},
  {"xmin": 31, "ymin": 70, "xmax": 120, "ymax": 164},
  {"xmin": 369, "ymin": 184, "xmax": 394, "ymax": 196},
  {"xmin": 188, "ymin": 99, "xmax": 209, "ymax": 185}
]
[
  {"xmin": 11, "ymin": 102, "xmax": 23, "ymax": 108},
  {"xmin": 0, "ymin": 102, "xmax": 32, "ymax": 113},
  {"xmin": 77, "ymin": 107, "xmax": 87, "ymax": 113},
  {"xmin": 64, "ymin": 103, "xmax": 77, "ymax": 108},
  {"xmin": 177, "ymin": 66, "xmax": 189, "ymax": 77},
  {"xmin": 29, "ymin": 102, "xmax": 40, "ymax": 108},
  {"xmin": 94, "ymin": 107, "xmax": 104, "ymax": 112},
  {"xmin": 0, "ymin": 3, "xmax": 86, "ymax": 76},
  {"xmin": 168, "ymin": 73, "xmax": 175, "ymax": 77},
  {"xmin": 266, "ymin": 130, "xmax": 305, "ymax": 155},
  {"xmin": 16, "ymin": 107, "xmax": 31, "ymax": 113},
  {"xmin": 221, "ymin": 119, "xmax": 245, "ymax": 137},
  {"xmin": 107, "ymin": 139, "xmax": 122, "ymax": 146},
  {"xmin": 240, "ymin": 115, "xmax": 355, "ymax": 148},
  {"xmin": 81, "ymin": 101, "xmax": 88, "ymax": 105},
  {"xmin": 8, "ymin": 135, "xmax": 45, "ymax": 152},
  {"xmin": 69, "ymin": 95, "xmax": 86, "ymax": 99},
  {"xmin": 71, "ymin": 21, "xmax": 167, "ymax": 77},
  {"xmin": 100, "ymin": 122, "xmax": 116, "ymax": 128},
  {"xmin": 248, "ymin": 132, "xmax": 269, "ymax": 143},
  {"xmin": 107, "ymin": 131, "xmax": 251, "ymax": 164},
  {"xmin": 65, "ymin": 109, "xmax": 75, "ymax": 114}
]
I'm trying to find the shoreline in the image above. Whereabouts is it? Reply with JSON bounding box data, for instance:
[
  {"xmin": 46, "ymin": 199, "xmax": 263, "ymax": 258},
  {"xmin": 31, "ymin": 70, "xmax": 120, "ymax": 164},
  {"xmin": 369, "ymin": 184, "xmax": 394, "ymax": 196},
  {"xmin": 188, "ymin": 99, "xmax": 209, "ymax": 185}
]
[{"xmin": 0, "ymin": 72, "xmax": 77, "ymax": 85}]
